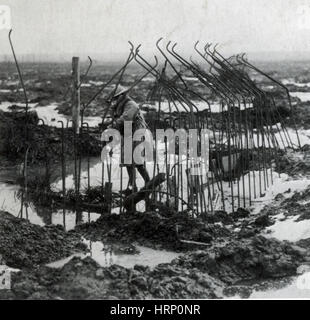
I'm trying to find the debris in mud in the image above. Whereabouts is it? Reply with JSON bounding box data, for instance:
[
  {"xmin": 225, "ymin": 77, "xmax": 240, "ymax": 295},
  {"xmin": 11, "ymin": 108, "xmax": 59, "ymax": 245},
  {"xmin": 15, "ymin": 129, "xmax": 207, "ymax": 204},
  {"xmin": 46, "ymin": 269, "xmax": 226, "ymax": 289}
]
[
  {"xmin": 295, "ymin": 238, "xmax": 310, "ymax": 250},
  {"xmin": 175, "ymin": 235, "xmax": 309, "ymax": 285},
  {"xmin": 24, "ymin": 185, "xmax": 121, "ymax": 213},
  {"xmin": 253, "ymin": 213, "xmax": 273, "ymax": 227},
  {"xmin": 76, "ymin": 211, "xmax": 231, "ymax": 251},
  {"xmin": 0, "ymin": 211, "xmax": 86, "ymax": 269},
  {"xmin": 201, "ymin": 210, "xmax": 234, "ymax": 225},
  {"xmin": 232, "ymin": 208, "xmax": 250, "ymax": 220},
  {"xmin": 106, "ymin": 243, "xmax": 140, "ymax": 255}
]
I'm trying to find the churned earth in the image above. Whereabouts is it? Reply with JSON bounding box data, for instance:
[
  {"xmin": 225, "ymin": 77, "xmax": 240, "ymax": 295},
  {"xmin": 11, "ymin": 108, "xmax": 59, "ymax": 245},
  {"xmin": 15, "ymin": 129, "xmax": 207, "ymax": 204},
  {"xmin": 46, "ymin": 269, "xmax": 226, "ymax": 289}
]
[
  {"xmin": 0, "ymin": 234, "xmax": 309, "ymax": 299},
  {"xmin": 0, "ymin": 211, "xmax": 87, "ymax": 269},
  {"xmin": 1, "ymin": 128, "xmax": 310, "ymax": 299},
  {"xmin": 2, "ymin": 177, "xmax": 310, "ymax": 300},
  {"xmin": 1, "ymin": 62, "xmax": 310, "ymax": 299},
  {"xmin": 2, "ymin": 146, "xmax": 310, "ymax": 299}
]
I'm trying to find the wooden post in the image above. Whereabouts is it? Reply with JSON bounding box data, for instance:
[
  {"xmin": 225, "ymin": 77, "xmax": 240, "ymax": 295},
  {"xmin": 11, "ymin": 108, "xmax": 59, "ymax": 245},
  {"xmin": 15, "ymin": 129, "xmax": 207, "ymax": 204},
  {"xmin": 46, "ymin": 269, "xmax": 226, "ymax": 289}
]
[{"xmin": 72, "ymin": 57, "xmax": 80, "ymax": 134}]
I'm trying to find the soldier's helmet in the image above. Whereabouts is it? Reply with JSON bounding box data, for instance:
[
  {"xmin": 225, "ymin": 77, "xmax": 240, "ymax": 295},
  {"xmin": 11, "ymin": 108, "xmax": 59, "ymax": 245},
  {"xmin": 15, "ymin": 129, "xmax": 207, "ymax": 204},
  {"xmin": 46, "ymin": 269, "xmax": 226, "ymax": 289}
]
[{"xmin": 112, "ymin": 85, "xmax": 129, "ymax": 99}]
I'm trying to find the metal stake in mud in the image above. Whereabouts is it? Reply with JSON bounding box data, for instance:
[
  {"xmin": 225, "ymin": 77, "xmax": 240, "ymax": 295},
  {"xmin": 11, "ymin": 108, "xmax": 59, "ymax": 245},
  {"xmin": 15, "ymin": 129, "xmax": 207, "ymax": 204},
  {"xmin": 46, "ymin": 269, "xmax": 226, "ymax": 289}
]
[{"xmin": 58, "ymin": 120, "xmax": 67, "ymax": 229}]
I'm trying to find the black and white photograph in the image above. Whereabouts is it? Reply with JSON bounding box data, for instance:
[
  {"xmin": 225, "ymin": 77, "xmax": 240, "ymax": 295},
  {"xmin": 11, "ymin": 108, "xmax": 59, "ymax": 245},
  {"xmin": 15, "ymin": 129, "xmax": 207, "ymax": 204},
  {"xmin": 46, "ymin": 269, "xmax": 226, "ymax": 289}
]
[{"xmin": 1, "ymin": 0, "xmax": 310, "ymax": 304}]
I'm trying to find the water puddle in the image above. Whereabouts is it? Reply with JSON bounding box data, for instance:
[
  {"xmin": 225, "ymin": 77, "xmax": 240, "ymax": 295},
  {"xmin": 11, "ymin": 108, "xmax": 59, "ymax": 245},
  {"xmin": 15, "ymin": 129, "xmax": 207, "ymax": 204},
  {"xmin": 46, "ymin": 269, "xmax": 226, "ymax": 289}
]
[
  {"xmin": 249, "ymin": 173, "xmax": 310, "ymax": 215},
  {"xmin": 0, "ymin": 182, "xmax": 101, "ymax": 230},
  {"xmin": 0, "ymin": 162, "xmax": 101, "ymax": 231},
  {"xmin": 290, "ymin": 92, "xmax": 310, "ymax": 102},
  {"xmin": 249, "ymin": 276, "xmax": 310, "ymax": 298},
  {"xmin": 46, "ymin": 238, "xmax": 180, "ymax": 269},
  {"xmin": 264, "ymin": 215, "xmax": 310, "ymax": 242}
]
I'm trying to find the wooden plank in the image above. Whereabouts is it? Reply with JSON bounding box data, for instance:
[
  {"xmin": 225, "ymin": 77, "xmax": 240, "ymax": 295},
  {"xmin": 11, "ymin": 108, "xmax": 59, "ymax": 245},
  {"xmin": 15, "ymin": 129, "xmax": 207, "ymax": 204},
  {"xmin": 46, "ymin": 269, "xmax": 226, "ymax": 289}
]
[
  {"xmin": 179, "ymin": 239, "xmax": 211, "ymax": 247},
  {"xmin": 123, "ymin": 172, "xmax": 166, "ymax": 211},
  {"xmin": 71, "ymin": 57, "xmax": 80, "ymax": 134}
]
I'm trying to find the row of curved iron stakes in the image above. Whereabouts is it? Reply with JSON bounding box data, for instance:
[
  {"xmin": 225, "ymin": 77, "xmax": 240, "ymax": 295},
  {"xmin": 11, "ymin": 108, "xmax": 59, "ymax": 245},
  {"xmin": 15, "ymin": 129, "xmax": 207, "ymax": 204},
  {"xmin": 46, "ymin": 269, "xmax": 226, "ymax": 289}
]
[
  {"xmin": 122, "ymin": 40, "xmax": 301, "ymax": 215},
  {"xmin": 7, "ymin": 29, "xmax": 301, "ymax": 221}
]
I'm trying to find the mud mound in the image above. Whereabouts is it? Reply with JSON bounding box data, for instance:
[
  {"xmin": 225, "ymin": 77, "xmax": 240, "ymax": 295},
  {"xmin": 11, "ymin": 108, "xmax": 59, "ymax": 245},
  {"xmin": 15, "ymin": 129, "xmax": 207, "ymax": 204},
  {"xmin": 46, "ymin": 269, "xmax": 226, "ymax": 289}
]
[
  {"xmin": 259, "ymin": 184, "xmax": 310, "ymax": 222},
  {"xmin": 175, "ymin": 235, "xmax": 306, "ymax": 285},
  {"xmin": 276, "ymin": 149, "xmax": 310, "ymax": 176},
  {"xmin": 288, "ymin": 101, "xmax": 310, "ymax": 129},
  {"xmin": 0, "ymin": 211, "xmax": 86, "ymax": 269},
  {"xmin": 76, "ymin": 211, "xmax": 231, "ymax": 251},
  {"xmin": 1, "ymin": 256, "xmax": 224, "ymax": 300}
]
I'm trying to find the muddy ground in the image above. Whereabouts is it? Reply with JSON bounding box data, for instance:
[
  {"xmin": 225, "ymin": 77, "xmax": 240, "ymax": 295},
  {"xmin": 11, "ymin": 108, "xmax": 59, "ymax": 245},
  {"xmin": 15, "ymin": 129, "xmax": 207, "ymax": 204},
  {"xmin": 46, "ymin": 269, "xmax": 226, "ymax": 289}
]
[
  {"xmin": 0, "ymin": 145, "xmax": 310, "ymax": 299},
  {"xmin": 1, "ymin": 61, "xmax": 310, "ymax": 299},
  {"xmin": 0, "ymin": 211, "xmax": 86, "ymax": 269},
  {"xmin": 76, "ymin": 210, "xmax": 231, "ymax": 252},
  {"xmin": 0, "ymin": 233, "xmax": 308, "ymax": 299},
  {"xmin": 0, "ymin": 109, "xmax": 101, "ymax": 165},
  {"xmin": 1, "ymin": 178, "xmax": 310, "ymax": 300}
]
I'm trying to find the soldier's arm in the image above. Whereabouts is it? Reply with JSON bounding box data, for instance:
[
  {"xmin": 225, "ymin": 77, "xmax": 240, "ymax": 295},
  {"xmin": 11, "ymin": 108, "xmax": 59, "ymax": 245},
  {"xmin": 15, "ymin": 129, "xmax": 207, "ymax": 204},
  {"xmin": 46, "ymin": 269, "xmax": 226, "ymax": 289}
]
[{"xmin": 115, "ymin": 102, "xmax": 138, "ymax": 128}]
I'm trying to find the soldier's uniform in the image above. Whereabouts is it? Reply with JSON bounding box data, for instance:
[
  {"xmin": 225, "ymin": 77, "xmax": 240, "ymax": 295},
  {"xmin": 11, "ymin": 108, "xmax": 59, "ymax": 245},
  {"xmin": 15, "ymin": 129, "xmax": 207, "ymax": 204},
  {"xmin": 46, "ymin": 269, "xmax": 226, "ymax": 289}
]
[{"xmin": 110, "ymin": 85, "xmax": 150, "ymax": 191}]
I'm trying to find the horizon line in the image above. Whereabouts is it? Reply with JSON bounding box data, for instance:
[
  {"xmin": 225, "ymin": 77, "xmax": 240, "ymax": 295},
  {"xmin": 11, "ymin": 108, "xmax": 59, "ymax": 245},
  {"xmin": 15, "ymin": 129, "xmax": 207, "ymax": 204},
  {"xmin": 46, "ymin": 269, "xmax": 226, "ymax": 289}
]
[{"xmin": 1, "ymin": 51, "xmax": 310, "ymax": 63}]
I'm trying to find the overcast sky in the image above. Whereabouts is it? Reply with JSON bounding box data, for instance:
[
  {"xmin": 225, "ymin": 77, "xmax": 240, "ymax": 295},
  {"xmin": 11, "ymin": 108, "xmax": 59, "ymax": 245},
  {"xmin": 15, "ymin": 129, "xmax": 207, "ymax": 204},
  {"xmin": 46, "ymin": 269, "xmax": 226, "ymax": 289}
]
[{"xmin": 1, "ymin": 0, "xmax": 310, "ymax": 61}]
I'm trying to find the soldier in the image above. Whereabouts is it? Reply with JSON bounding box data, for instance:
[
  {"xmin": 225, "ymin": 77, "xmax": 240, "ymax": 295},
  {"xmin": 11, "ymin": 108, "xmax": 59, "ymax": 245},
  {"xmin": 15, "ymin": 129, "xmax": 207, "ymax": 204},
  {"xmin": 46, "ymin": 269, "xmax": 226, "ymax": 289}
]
[{"xmin": 109, "ymin": 85, "xmax": 150, "ymax": 194}]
